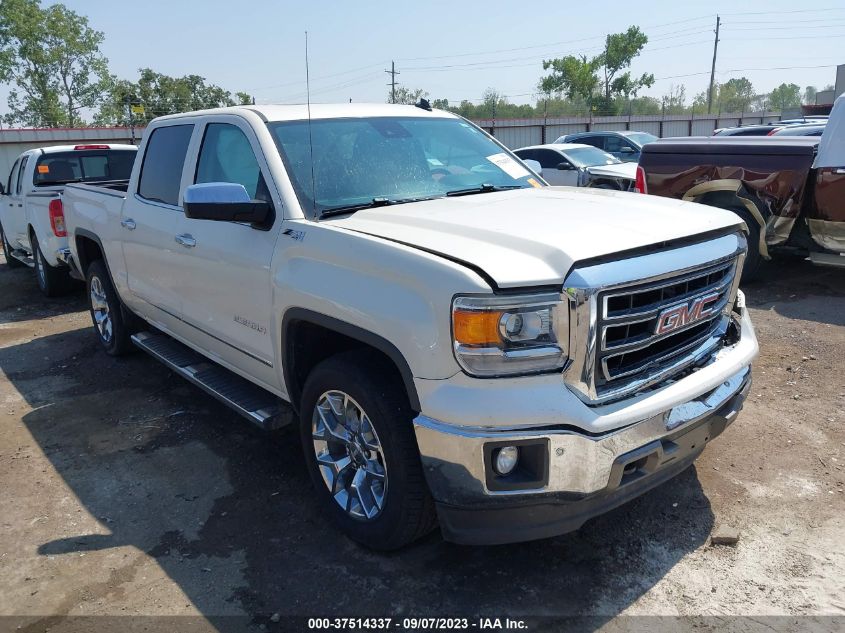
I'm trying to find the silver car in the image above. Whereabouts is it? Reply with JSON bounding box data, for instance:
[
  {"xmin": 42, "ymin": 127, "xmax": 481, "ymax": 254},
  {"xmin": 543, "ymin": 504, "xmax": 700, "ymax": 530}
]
[{"xmin": 514, "ymin": 143, "xmax": 637, "ymax": 190}]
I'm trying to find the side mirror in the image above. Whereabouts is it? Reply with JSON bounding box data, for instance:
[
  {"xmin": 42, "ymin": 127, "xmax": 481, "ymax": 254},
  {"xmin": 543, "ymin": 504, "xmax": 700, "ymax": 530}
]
[
  {"xmin": 557, "ymin": 162, "xmax": 573, "ymax": 171},
  {"xmin": 522, "ymin": 159, "xmax": 542, "ymax": 175},
  {"xmin": 619, "ymin": 146, "xmax": 636, "ymax": 153},
  {"xmin": 183, "ymin": 182, "xmax": 271, "ymax": 226}
]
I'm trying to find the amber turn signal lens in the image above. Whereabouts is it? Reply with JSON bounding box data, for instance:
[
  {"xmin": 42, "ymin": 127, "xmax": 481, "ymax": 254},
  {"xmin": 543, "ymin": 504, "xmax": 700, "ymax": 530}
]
[{"xmin": 453, "ymin": 310, "xmax": 503, "ymax": 346}]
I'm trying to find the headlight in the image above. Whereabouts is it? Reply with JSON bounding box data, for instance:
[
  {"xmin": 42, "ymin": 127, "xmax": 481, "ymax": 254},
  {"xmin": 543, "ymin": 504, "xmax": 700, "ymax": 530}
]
[{"xmin": 451, "ymin": 293, "xmax": 568, "ymax": 377}]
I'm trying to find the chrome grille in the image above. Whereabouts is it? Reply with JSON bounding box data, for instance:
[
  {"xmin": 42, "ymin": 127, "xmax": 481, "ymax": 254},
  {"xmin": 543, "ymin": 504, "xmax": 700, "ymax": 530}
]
[{"xmin": 596, "ymin": 259, "xmax": 737, "ymax": 388}]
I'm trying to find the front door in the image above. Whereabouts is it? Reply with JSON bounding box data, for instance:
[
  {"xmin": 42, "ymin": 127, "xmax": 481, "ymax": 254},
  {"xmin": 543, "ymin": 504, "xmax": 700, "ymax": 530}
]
[
  {"xmin": 7, "ymin": 156, "xmax": 30, "ymax": 248},
  {"xmin": 535, "ymin": 149, "xmax": 578, "ymax": 186},
  {"xmin": 172, "ymin": 120, "xmax": 280, "ymax": 388}
]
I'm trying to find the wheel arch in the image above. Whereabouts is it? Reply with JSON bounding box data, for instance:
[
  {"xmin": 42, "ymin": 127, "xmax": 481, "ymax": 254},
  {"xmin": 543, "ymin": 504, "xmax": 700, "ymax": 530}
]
[
  {"xmin": 74, "ymin": 229, "xmax": 107, "ymax": 276},
  {"xmin": 681, "ymin": 179, "xmax": 770, "ymax": 260},
  {"xmin": 281, "ymin": 308, "xmax": 421, "ymax": 415}
]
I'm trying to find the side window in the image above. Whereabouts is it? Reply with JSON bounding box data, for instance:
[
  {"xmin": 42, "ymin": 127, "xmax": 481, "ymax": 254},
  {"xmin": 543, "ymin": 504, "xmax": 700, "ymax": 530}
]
[
  {"xmin": 513, "ymin": 149, "xmax": 535, "ymax": 162},
  {"xmin": 579, "ymin": 136, "xmax": 605, "ymax": 150},
  {"xmin": 16, "ymin": 156, "xmax": 29, "ymax": 194},
  {"xmin": 604, "ymin": 136, "xmax": 626, "ymax": 153},
  {"xmin": 138, "ymin": 124, "xmax": 194, "ymax": 206},
  {"xmin": 195, "ymin": 123, "xmax": 262, "ymax": 198},
  {"xmin": 535, "ymin": 149, "xmax": 565, "ymax": 169},
  {"xmin": 7, "ymin": 159, "xmax": 20, "ymax": 195}
]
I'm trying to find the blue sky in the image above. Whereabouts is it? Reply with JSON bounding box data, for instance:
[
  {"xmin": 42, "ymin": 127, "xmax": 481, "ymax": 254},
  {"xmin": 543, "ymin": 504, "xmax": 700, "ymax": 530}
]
[{"xmin": 17, "ymin": 1, "xmax": 845, "ymax": 108}]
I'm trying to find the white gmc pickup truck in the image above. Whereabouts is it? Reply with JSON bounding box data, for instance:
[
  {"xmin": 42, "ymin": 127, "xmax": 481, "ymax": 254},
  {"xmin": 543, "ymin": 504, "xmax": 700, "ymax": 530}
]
[
  {"xmin": 64, "ymin": 103, "xmax": 758, "ymax": 549},
  {"xmin": 0, "ymin": 144, "xmax": 136, "ymax": 295}
]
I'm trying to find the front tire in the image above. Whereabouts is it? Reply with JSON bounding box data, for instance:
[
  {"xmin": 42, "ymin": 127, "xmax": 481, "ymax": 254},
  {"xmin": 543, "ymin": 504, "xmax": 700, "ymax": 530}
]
[
  {"xmin": 33, "ymin": 237, "xmax": 72, "ymax": 297},
  {"xmin": 86, "ymin": 259, "xmax": 133, "ymax": 356},
  {"xmin": 299, "ymin": 352, "xmax": 436, "ymax": 550}
]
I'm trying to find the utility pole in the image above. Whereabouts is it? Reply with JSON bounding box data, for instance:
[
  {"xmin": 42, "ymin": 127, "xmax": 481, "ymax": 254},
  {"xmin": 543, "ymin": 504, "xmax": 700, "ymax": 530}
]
[
  {"xmin": 707, "ymin": 15, "xmax": 721, "ymax": 115},
  {"xmin": 385, "ymin": 61, "xmax": 399, "ymax": 103}
]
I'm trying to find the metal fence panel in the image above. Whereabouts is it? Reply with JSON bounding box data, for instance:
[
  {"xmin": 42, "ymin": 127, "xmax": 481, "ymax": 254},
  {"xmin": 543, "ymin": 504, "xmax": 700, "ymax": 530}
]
[
  {"xmin": 662, "ymin": 120, "xmax": 690, "ymax": 137},
  {"xmin": 491, "ymin": 125, "xmax": 543, "ymax": 149},
  {"xmin": 692, "ymin": 119, "xmax": 716, "ymax": 136}
]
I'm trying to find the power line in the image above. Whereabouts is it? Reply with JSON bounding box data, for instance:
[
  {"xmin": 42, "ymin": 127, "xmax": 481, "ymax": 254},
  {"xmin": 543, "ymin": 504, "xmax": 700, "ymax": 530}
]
[{"xmin": 386, "ymin": 61, "xmax": 399, "ymax": 104}]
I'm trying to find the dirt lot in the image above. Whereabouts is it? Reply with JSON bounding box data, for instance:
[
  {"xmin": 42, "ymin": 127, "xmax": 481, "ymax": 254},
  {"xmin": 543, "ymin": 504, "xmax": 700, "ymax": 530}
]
[{"xmin": 0, "ymin": 252, "xmax": 843, "ymax": 632}]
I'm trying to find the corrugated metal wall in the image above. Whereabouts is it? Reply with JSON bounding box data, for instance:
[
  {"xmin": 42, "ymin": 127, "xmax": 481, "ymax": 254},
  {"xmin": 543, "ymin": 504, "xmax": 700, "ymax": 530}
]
[
  {"xmin": 474, "ymin": 111, "xmax": 784, "ymax": 149},
  {"xmin": 0, "ymin": 127, "xmax": 143, "ymax": 182}
]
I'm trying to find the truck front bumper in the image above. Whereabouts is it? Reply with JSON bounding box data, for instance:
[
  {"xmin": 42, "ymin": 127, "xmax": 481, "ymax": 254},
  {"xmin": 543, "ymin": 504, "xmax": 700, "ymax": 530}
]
[{"xmin": 413, "ymin": 308, "xmax": 756, "ymax": 545}]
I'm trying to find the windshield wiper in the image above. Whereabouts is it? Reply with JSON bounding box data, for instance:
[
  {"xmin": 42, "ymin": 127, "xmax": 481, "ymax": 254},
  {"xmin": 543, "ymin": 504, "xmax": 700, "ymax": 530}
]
[
  {"xmin": 319, "ymin": 196, "xmax": 436, "ymax": 219},
  {"xmin": 445, "ymin": 183, "xmax": 523, "ymax": 197}
]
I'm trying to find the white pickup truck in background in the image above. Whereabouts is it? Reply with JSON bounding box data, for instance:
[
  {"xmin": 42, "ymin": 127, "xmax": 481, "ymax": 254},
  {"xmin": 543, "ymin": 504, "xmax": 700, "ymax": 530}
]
[
  {"xmin": 0, "ymin": 144, "xmax": 136, "ymax": 296},
  {"xmin": 64, "ymin": 103, "xmax": 758, "ymax": 549}
]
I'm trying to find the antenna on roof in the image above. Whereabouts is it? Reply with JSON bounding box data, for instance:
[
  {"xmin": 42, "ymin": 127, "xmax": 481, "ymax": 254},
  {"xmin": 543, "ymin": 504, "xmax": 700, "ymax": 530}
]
[{"xmin": 305, "ymin": 30, "xmax": 317, "ymax": 217}]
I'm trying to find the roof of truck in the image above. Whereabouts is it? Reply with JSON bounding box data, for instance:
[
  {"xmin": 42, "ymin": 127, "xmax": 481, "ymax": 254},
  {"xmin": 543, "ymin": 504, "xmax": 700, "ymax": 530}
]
[
  {"xmin": 22, "ymin": 143, "xmax": 137, "ymax": 155},
  {"xmin": 153, "ymin": 103, "xmax": 458, "ymax": 123},
  {"xmin": 642, "ymin": 136, "xmax": 819, "ymax": 156}
]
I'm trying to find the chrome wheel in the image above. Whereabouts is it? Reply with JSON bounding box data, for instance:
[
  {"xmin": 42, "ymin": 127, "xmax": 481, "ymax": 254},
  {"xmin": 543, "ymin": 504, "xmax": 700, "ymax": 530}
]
[
  {"xmin": 90, "ymin": 276, "xmax": 113, "ymax": 343},
  {"xmin": 312, "ymin": 390, "xmax": 387, "ymax": 520}
]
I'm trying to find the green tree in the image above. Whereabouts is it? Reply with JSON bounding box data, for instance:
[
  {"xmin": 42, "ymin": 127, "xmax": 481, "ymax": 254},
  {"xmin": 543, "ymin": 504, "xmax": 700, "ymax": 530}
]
[
  {"xmin": 235, "ymin": 91, "xmax": 253, "ymax": 105},
  {"xmin": 0, "ymin": 0, "xmax": 110, "ymax": 127},
  {"xmin": 540, "ymin": 26, "xmax": 653, "ymax": 115},
  {"xmin": 96, "ymin": 68, "xmax": 240, "ymax": 125},
  {"xmin": 718, "ymin": 77, "xmax": 755, "ymax": 113},
  {"xmin": 804, "ymin": 85, "xmax": 817, "ymax": 105},
  {"xmin": 539, "ymin": 54, "xmax": 600, "ymax": 110},
  {"xmin": 661, "ymin": 84, "xmax": 687, "ymax": 115},
  {"xmin": 389, "ymin": 85, "xmax": 428, "ymax": 105},
  {"xmin": 767, "ymin": 83, "xmax": 801, "ymax": 111},
  {"xmin": 596, "ymin": 27, "xmax": 654, "ymax": 112}
]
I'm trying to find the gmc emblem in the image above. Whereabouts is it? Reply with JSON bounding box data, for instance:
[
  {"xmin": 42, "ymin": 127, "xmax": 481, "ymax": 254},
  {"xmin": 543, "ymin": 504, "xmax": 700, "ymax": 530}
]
[{"xmin": 655, "ymin": 292, "xmax": 721, "ymax": 335}]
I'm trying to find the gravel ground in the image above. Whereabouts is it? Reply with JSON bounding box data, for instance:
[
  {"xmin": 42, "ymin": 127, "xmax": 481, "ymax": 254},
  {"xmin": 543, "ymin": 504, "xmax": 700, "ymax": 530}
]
[{"xmin": 0, "ymin": 253, "xmax": 843, "ymax": 633}]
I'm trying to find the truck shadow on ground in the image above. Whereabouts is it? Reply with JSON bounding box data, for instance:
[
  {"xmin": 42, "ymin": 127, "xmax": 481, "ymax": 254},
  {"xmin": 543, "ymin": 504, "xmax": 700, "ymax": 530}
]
[
  {"xmin": 3, "ymin": 326, "xmax": 715, "ymax": 630},
  {"xmin": 745, "ymin": 255, "xmax": 845, "ymax": 327},
  {"xmin": 0, "ymin": 260, "xmax": 85, "ymax": 324}
]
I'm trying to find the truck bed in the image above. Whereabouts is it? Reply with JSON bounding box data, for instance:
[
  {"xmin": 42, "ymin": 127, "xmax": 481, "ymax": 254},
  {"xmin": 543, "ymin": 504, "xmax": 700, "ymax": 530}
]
[{"xmin": 643, "ymin": 136, "xmax": 819, "ymax": 156}]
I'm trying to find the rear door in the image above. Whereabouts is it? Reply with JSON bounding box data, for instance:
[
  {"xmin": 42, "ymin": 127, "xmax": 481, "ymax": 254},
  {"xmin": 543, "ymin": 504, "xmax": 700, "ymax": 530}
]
[
  {"xmin": 173, "ymin": 118, "xmax": 281, "ymax": 386},
  {"xmin": 121, "ymin": 124, "xmax": 194, "ymax": 322}
]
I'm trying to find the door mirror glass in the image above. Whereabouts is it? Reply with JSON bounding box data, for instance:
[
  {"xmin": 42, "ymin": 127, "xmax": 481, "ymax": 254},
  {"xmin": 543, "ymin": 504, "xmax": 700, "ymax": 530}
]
[
  {"xmin": 183, "ymin": 182, "xmax": 270, "ymax": 225},
  {"xmin": 522, "ymin": 159, "xmax": 542, "ymax": 175},
  {"xmin": 619, "ymin": 145, "xmax": 636, "ymax": 153},
  {"xmin": 557, "ymin": 162, "xmax": 574, "ymax": 170}
]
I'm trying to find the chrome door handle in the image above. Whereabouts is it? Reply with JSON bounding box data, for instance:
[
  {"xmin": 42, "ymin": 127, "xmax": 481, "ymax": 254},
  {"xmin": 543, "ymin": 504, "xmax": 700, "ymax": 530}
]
[
  {"xmin": 120, "ymin": 218, "xmax": 136, "ymax": 230},
  {"xmin": 174, "ymin": 233, "xmax": 196, "ymax": 248}
]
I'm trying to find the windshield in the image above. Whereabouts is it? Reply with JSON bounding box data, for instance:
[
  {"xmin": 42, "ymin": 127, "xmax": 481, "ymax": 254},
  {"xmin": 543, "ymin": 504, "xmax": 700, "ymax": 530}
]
[
  {"xmin": 268, "ymin": 117, "xmax": 537, "ymax": 216},
  {"xmin": 33, "ymin": 149, "xmax": 136, "ymax": 186},
  {"xmin": 564, "ymin": 147, "xmax": 621, "ymax": 167},
  {"xmin": 626, "ymin": 132, "xmax": 657, "ymax": 147}
]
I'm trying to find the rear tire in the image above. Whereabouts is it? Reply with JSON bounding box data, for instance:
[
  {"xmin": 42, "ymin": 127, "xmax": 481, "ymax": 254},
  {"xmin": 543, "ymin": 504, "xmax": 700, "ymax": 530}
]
[
  {"xmin": 86, "ymin": 259, "xmax": 134, "ymax": 356},
  {"xmin": 299, "ymin": 351, "xmax": 436, "ymax": 550},
  {"xmin": 1, "ymin": 225, "xmax": 25, "ymax": 269},
  {"xmin": 33, "ymin": 237, "xmax": 72, "ymax": 297}
]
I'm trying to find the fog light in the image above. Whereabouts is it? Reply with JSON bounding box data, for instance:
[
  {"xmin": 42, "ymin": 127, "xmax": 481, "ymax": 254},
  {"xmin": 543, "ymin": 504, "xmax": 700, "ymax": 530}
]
[{"xmin": 494, "ymin": 446, "xmax": 519, "ymax": 475}]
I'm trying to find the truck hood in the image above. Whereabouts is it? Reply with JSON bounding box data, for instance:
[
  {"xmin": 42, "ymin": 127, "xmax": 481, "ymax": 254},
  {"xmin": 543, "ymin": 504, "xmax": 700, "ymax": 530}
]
[
  {"xmin": 586, "ymin": 162, "xmax": 637, "ymax": 180},
  {"xmin": 329, "ymin": 187, "xmax": 744, "ymax": 288}
]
